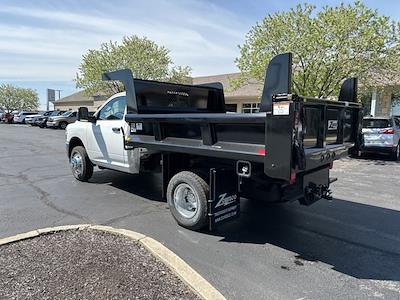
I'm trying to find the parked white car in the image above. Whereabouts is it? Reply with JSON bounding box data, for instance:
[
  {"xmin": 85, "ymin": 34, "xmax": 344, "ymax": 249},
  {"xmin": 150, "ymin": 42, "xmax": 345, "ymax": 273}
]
[
  {"xmin": 25, "ymin": 112, "xmax": 44, "ymax": 125},
  {"xmin": 13, "ymin": 111, "xmax": 38, "ymax": 124}
]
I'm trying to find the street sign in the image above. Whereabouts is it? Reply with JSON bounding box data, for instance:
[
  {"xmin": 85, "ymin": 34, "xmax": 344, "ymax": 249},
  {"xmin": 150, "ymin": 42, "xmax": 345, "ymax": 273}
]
[{"xmin": 47, "ymin": 89, "xmax": 56, "ymax": 102}]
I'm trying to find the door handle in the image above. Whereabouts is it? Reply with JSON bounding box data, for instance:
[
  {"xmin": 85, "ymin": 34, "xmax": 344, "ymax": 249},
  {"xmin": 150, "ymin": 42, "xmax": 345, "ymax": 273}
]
[{"xmin": 112, "ymin": 127, "xmax": 121, "ymax": 133}]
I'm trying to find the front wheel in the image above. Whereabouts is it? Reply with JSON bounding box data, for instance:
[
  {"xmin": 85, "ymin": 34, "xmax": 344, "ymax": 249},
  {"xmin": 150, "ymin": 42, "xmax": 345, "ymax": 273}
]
[
  {"xmin": 59, "ymin": 122, "xmax": 68, "ymax": 130},
  {"xmin": 70, "ymin": 146, "xmax": 93, "ymax": 181},
  {"xmin": 167, "ymin": 171, "xmax": 208, "ymax": 230}
]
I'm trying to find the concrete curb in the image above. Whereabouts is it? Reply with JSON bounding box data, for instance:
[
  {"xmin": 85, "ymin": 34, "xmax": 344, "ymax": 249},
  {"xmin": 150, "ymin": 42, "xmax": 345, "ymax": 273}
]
[{"xmin": 0, "ymin": 225, "xmax": 226, "ymax": 300}]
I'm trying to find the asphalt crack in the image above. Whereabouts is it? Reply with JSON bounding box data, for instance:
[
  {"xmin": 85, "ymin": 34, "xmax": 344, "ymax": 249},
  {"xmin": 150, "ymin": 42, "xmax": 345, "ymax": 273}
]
[{"xmin": 11, "ymin": 169, "xmax": 92, "ymax": 223}]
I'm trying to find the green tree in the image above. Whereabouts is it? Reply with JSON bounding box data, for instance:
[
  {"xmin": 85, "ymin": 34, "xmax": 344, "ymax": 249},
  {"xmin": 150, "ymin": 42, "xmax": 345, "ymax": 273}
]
[
  {"xmin": 76, "ymin": 36, "xmax": 192, "ymax": 95},
  {"xmin": 0, "ymin": 84, "xmax": 39, "ymax": 113},
  {"xmin": 234, "ymin": 1, "xmax": 400, "ymax": 99}
]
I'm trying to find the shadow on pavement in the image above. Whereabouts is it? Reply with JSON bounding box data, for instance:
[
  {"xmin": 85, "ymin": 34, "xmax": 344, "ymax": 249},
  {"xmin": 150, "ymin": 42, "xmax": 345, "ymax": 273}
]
[
  {"xmin": 212, "ymin": 198, "xmax": 400, "ymax": 281},
  {"xmin": 88, "ymin": 168, "xmax": 400, "ymax": 281},
  {"xmin": 89, "ymin": 169, "xmax": 164, "ymax": 202},
  {"xmin": 355, "ymin": 152, "xmax": 399, "ymax": 165}
]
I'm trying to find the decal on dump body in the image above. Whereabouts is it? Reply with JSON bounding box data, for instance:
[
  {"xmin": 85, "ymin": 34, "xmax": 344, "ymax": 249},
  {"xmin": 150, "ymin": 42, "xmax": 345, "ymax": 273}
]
[
  {"xmin": 328, "ymin": 120, "xmax": 338, "ymax": 131},
  {"xmin": 130, "ymin": 122, "xmax": 143, "ymax": 133},
  {"xmin": 273, "ymin": 102, "xmax": 290, "ymax": 115}
]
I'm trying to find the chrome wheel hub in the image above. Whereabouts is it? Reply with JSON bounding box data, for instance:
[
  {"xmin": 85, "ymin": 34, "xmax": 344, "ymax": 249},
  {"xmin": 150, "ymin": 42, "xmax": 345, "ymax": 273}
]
[
  {"xmin": 70, "ymin": 151, "xmax": 83, "ymax": 177},
  {"xmin": 173, "ymin": 183, "xmax": 198, "ymax": 218}
]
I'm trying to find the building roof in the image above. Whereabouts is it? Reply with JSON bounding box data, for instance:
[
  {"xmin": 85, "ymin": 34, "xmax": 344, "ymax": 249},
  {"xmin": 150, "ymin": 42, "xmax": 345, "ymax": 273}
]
[
  {"xmin": 54, "ymin": 91, "xmax": 92, "ymax": 104},
  {"xmin": 192, "ymin": 73, "xmax": 262, "ymax": 98},
  {"xmin": 54, "ymin": 73, "xmax": 263, "ymax": 105},
  {"xmin": 54, "ymin": 90, "xmax": 108, "ymax": 104}
]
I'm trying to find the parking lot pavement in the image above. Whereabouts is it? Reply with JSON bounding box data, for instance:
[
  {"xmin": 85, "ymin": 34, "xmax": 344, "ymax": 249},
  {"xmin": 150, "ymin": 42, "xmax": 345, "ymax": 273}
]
[{"xmin": 1, "ymin": 123, "xmax": 400, "ymax": 299}]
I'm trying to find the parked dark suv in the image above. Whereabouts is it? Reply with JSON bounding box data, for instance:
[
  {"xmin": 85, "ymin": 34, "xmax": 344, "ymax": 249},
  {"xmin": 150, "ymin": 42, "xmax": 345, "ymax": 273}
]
[{"xmin": 36, "ymin": 111, "xmax": 65, "ymax": 128}]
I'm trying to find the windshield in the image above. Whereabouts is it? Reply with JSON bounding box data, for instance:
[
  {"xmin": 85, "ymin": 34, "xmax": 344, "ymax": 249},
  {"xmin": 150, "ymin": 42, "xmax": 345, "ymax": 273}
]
[
  {"xmin": 50, "ymin": 111, "xmax": 61, "ymax": 116},
  {"xmin": 363, "ymin": 119, "xmax": 392, "ymax": 129}
]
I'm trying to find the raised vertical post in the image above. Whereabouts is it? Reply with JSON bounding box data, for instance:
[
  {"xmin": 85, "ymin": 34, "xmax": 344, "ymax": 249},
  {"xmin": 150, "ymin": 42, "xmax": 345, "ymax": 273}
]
[
  {"xmin": 259, "ymin": 53, "xmax": 292, "ymax": 113},
  {"xmin": 102, "ymin": 69, "xmax": 138, "ymax": 114}
]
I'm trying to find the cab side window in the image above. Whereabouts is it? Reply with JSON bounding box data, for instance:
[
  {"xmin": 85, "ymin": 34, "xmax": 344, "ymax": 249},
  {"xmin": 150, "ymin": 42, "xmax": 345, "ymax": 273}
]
[{"xmin": 98, "ymin": 96, "xmax": 126, "ymax": 120}]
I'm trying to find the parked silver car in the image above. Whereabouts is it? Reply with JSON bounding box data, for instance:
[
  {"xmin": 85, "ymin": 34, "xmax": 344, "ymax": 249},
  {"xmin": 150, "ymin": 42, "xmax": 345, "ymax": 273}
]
[
  {"xmin": 46, "ymin": 111, "xmax": 77, "ymax": 129},
  {"xmin": 361, "ymin": 116, "xmax": 400, "ymax": 160}
]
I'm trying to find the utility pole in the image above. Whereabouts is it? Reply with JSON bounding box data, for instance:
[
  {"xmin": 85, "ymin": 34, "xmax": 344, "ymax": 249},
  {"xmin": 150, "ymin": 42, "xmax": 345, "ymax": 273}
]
[{"xmin": 370, "ymin": 89, "xmax": 377, "ymax": 117}]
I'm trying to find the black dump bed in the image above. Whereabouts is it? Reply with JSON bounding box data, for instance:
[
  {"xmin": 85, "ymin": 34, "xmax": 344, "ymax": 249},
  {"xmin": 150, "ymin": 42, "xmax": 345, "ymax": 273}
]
[{"xmin": 103, "ymin": 53, "xmax": 362, "ymax": 183}]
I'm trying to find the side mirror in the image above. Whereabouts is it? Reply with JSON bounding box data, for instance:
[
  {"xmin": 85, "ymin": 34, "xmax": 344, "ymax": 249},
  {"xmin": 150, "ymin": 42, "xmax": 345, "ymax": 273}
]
[
  {"xmin": 78, "ymin": 107, "xmax": 89, "ymax": 121},
  {"xmin": 78, "ymin": 107, "xmax": 96, "ymax": 122}
]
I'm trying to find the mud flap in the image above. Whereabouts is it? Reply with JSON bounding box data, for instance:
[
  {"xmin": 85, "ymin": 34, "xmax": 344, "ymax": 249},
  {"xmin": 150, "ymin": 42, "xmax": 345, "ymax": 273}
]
[{"xmin": 208, "ymin": 168, "xmax": 240, "ymax": 231}]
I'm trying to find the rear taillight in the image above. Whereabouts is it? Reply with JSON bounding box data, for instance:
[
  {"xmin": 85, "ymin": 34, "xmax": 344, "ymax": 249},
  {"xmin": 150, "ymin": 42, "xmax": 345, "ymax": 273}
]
[
  {"xmin": 257, "ymin": 148, "xmax": 265, "ymax": 155},
  {"xmin": 381, "ymin": 128, "xmax": 394, "ymax": 134},
  {"xmin": 290, "ymin": 170, "xmax": 297, "ymax": 184},
  {"xmin": 294, "ymin": 111, "xmax": 301, "ymax": 130}
]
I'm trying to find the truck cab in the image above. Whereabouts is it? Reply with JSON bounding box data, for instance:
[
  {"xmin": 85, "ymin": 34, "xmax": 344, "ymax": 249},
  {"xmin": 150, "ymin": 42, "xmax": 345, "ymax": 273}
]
[{"xmin": 66, "ymin": 92, "xmax": 142, "ymax": 174}]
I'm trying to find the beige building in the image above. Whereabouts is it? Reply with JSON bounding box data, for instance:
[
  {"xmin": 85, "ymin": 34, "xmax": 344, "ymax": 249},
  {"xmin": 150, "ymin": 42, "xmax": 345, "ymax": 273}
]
[
  {"xmin": 53, "ymin": 91, "xmax": 108, "ymax": 112},
  {"xmin": 53, "ymin": 73, "xmax": 400, "ymax": 116},
  {"xmin": 191, "ymin": 73, "xmax": 263, "ymax": 113}
]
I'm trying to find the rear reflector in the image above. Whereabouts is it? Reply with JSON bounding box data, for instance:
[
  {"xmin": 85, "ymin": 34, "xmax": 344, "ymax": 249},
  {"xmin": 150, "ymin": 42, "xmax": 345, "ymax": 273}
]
[
  {"xmin": 381, "ymin": 128, "xmax": 394, "ymax": 134},
  {"xmin": 257, "ymin": 149, "xmax": 266, "ymax": 155},
  {"xmin": 290, "ymin": 170, "xmax": 296, "ymax": 184}
]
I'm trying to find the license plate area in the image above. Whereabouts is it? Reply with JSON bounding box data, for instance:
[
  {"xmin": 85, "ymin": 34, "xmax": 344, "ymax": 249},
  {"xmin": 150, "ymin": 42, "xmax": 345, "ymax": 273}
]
[
  {"xmin": 301, "ymin": 167, "xmax": 330, "ymax": 205},
  {"xmin": 303, "ymin": 167, "xmax": 329, "ymax": 189}
]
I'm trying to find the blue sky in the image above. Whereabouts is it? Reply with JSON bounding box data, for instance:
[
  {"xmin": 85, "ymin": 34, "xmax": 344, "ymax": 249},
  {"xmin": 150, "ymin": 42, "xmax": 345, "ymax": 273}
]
[{"xmin": 0, "ymin": 0, "xmax": 399, "ymax": 109}]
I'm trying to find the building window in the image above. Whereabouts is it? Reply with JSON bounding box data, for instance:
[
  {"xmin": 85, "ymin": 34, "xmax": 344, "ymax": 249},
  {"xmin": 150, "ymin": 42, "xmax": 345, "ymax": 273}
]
[
  {"xmin": 225, "ymin": 104, "xmax": 238, "ymax": 112},
  {"xmin": 242, "ymin": 103, "xmax": 260, "ymax": 113}
]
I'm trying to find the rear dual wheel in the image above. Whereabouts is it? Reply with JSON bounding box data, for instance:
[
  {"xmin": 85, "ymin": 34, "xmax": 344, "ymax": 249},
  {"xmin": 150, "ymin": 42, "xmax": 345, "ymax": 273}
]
[{"xmin": 167, "ymin": 171, "xmax": 209, "ymax": 230}]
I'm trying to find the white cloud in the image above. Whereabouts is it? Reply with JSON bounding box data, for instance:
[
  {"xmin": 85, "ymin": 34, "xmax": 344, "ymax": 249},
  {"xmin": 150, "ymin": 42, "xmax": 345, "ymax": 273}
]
[{"xmin": 0, "ymin": 0, "xmax": 251, "ymax": 80}]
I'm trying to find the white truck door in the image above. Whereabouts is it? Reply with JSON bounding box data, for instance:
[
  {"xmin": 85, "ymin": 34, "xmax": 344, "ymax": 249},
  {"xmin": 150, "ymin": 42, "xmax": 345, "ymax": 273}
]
[{"xmin": 87, "ymin": 96, "xmax": 129, "ymax": 171}]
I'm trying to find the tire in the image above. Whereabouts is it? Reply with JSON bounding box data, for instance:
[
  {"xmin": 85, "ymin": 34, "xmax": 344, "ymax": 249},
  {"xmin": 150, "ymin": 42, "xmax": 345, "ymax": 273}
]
[
  {"xmin": 167, "ymin": 171, "xmax": 209, "ymax": 230},
  {"xmin": 69, "ymin": 146, "xmax": 93, "ymax": 181},
  {"xmin": 392, "ymin": 143, "xmax": 400, "ymax": 161},
  {"xmin": 59, "ymin": 122, "xmax": 68, "ymax": 129}
]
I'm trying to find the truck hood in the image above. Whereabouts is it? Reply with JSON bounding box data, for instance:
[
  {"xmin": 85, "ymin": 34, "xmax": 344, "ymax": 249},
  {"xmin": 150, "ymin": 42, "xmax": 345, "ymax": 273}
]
[
  {"xmin": 26, "ymin": 114, "xmax": 42, "ymax": 118},
  {"xmin": 49, "ymin": 116, "xmax": 65, "ymax": 120}
]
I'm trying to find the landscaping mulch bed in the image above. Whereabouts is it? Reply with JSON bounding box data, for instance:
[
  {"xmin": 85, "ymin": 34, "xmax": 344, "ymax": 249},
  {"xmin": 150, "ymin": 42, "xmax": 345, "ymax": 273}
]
[{"xmin": 0, "ymin": 229, "xmax": 199, "ymax": 300}]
